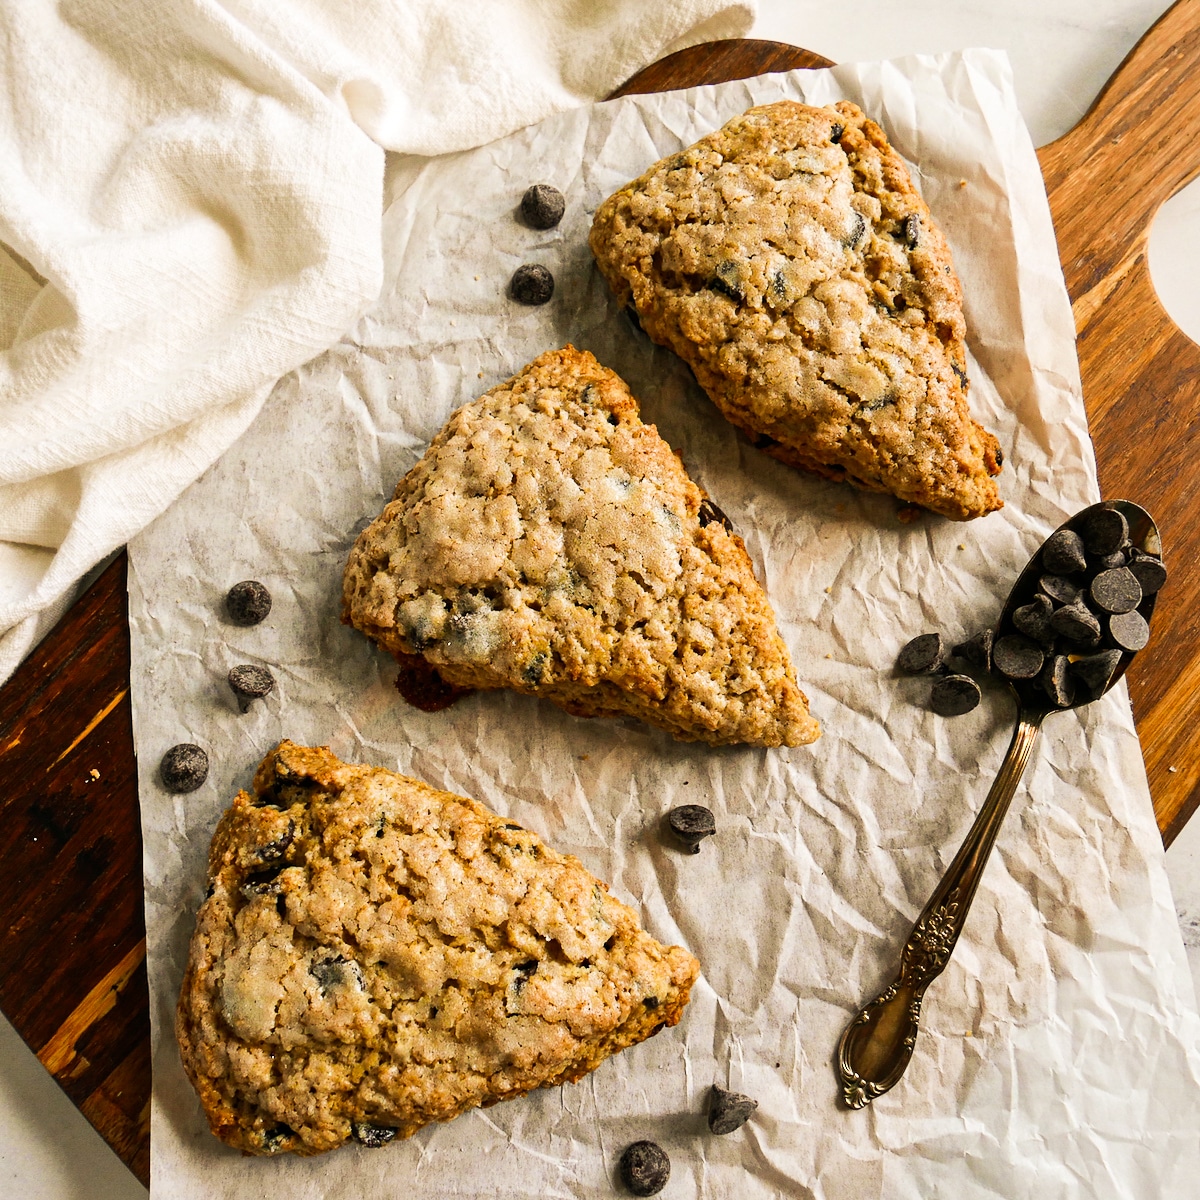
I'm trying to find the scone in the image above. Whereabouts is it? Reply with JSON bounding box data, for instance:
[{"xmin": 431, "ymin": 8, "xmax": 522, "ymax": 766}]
[
  {"xmin": 176, "ymin": 741, "xmax": 701, "ymax": 1156},
  {"xmin": 589, "ymin": 100, "xmax": 1003, "ymax": 521},
  {"xmin": 342, "ymin": 346, "xmax": 819, "ymax": 747}
]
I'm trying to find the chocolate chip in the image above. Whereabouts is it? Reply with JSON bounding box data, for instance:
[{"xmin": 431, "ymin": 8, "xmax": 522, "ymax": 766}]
[
  {"xmin": 698, "ymin": 497, "xmax": 734, "ymax": 533},
  {"xmin": 225, "ymin": 580, "xmax": 272, "ymax": 625},
  {"xmin": 1093, "ymin": 549, "xmax": 1127, "ymax": 571},
  {"xmin": 519, "ymin": 183, "xmax": 565, "ymax": 230},
  {"xmin": 1012, "ymin": 595, "xmax": 1054, "ymax": 643},
  {"xmin": 709, "ymin": 260, "xmax": 744, "ymax": 303},
  {"xmin": 930, "ymin": 674, "xmax": 981, "ymax": 716},
  {"xmin": 254, "ymin": 820, "xmax": 294, "ymax": 864},
  {"xmin": 830, "ymin": 122, "xmax": 844, "ymax": 143},
  {"xmin": 845, "ymin": 212, "xmax": 866, "ymax": 249},
  {"xmin": 1089, "ymin": 567, "xmax": 1142, "ymax": 614},
  {"xmin": 240, "ymin": 867, "xmax": 283, "ymax": 899},
  {"xmin": 1108, "ymin": 608, "xmax": 1150, "ymax": 652},
  {"xmin": 350, "ymin": 1122, "xmax": 398, "ymax": 1148},
  {"xmin": 1038, "ymin": 575, "xmax": 1080, "ymax": 605},
  {"xmin": 260, "ymin": 1124, "xmax": 295, "ymax": 1154},
  {"xmin": 1042, "ymin": 529, "xmax": 1088, "ymax": 575},
  {"xmin": 160, "ymin": 743, "xmax": 208, "ymax": 793},
  {"xmin": 1068, "ymin": 649, "xmax": 1123, "ymax": 699},
  {"xmin": 522, "ymin": 652, "xmax": 548, "ymax": 685},
  {"xmin": 642, "ymin": 995, "xmax": 659, "ymax": 1009},
  {"xmin": 1081, "ymin": 506, "xmax": 1128, "ymax": 556},
  {"xmin": 993, "ymin": 635, "xmax": 1044, "ymax": 679},
  {"xmin": 952, "ymin": 628, "xmax": 993, "ymax": 672},
  {"xmin": 1127, "ymin": 554, "xmax": 1167, "ymax": 595},
  {"xmin": 897, "ymin": 632, "xmax": 944, "ymax": 675},
  {"xmin": 1040, "ymin": 655, "xmax": 1075, "ymax": 708},
  {"xmin": 619, "ymin": 1141, "xmax": 670, "ymax": 1196},
  {"xmin": 902, "ymin": 214, "xmax": 920, "ymax": 248},
  {"xmin": 667, "ymin": 805, "xmax": 715, "ymax": 854},
  {"xmin": 510, "ymin": 263, "xmax": 554, "ymax": 305},
  {"xmin": 1048, "ymin": 602, "xmax": 1102, "ymax": 644},
  {"xmin": 708, "ymin": 1084, "xmax": 758, "ymax": 1134},
  {"xmin": 228, "ymin": 664, "xmax": 275, "ymax": 713},
  {"xmin": 310, "ymin": 954, "xmax": 363, "ymax": 993}
]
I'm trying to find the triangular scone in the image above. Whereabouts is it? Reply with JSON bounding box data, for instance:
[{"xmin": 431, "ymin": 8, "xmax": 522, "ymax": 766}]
[
  {"xmin": 589, "ymin": 101, "xmax": 1003, "ymax": 521},
  {"xmin": 342, "ymin": 346, "xmax": 819, "ymax": 747},
  {"xmin": 177, "ymin": 741, "xmax": 701, "ymax": 1156}
]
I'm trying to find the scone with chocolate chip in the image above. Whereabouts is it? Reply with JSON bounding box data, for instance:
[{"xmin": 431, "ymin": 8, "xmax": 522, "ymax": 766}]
[
  {"xmin": 342, "ymin": 345, "xmax": 818, "ymax": 747},
  {"xmin": 589, "ymin": 100, "xmax": 1003, "ymax": 521},
  {"xmin": 176, "ymin": 741, "xmax": 701, "ymax": 1156}
]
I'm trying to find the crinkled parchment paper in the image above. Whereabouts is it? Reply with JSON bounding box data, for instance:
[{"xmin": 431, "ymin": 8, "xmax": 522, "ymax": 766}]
[{"xmin": 129, "ymin": 50, "xmax": 1200, "ymax": 1199}]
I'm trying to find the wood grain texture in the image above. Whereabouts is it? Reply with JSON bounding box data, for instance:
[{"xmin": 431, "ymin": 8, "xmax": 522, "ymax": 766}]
[{"xmin": 2, "ymin": 10, "xmax": 1199, "ymax": 1181}]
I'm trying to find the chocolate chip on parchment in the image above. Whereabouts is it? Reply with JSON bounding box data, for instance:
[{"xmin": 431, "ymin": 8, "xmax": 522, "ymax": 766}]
[
  {"xmin": 1042, "ymin": 529, "xmax": 1088, "ymax": 575},
  {"xmin": 952, "ymin": 628, "xmax": 993, "ymax": 672},
  {"xmin": 667, "ymin": 805, "xmax": 716, "ymax": 854},
  {"xmin": 1107, "ymin": 608, "xmax": 1150, "ymax": 652},
  {"xmin": 1048, "ymin": 602, "xmax": 1102, "ymax": 644},
  {"xmin": 519, "ymin": 183, "xmax": 565, "ymax": 230},
  {"xmin": 708, "ymin": 1084, "xmax": 758, "ymax": 1134},
  {"xmin": 1038, "ymin": 574, "xmax": 1080, "ymax": 605},
  {"xmin": 160, "ymin": 743, "xmax": 208, "ymax": 793},
  {"xmin": 1081, "ymin": 506, "xmax": 1128, "ymax": 556},
  {"xmin": 351, "ymin": 1122, "xmax": 398, "ymax": 1148},
  {"xmin": 228, "ymin": 664, "xmax": 275, "ymax": 713},
  {"xmin": 1127, "ymin": 553, "xmax": 1167, "ymax": 595},
  {"xmin": 225, "ymin": 580, "xmax": 272, "ymax": 626},
  {"xmin": 993, "ymin": 635, "xmax": 1044, "ymax": 679},
  {"xmin": 619, "ymin": 1141, "xmax": 670, "ymax": 1196},
  {"xmin": 1040, "ymin": 655, "xmax": 1075, "ymax": 708},
  {"xmin": 1089, "ymin": 567, "xmax": 1142, "ymax": 614},
  {"xmin": 510, "ymin": 263, "xmax": 554, "ymax": 305},
  {"xmin": 930, "ymin": 674, "xmax": 981, "ymax": 716},
  {"xmin": 897, "ymin": 632, "xmax": 945, "ymax": 675}
]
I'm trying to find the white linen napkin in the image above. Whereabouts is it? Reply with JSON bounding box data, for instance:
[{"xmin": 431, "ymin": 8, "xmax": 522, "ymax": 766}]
[{"xmin": 0, "ymin": 0, "xmax": 753, "ymax": 682}]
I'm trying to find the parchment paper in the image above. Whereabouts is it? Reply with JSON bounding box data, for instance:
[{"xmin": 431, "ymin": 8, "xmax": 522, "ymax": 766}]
[{"xmin": 129, "ymin": 50, "xmax": 1200, "ymax": 1198}]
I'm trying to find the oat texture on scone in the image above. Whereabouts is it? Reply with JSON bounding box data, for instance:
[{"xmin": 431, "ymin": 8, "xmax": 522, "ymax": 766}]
[
  {"xmin": 589, "ymin": 100, "xmax": 1003, "ymax": 522},
  {"xmin": 176, "ymin": 741, "xmax": 701, "ymax": 1156},
  {"xmin": 342, "ymin": 346, "xmax": 819, "ymax": 747}
]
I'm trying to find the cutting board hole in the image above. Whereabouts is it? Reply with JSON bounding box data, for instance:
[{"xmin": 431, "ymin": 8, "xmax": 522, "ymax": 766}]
[{"xmin": 1147, "ymin": 176, "xmax": 1200, "ymax": 348}]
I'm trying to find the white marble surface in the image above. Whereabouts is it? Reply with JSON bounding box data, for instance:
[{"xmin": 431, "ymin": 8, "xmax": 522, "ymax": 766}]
[{"xmin": 3, "ymin": 2, "xmax": 1198, "ymax": 1195}]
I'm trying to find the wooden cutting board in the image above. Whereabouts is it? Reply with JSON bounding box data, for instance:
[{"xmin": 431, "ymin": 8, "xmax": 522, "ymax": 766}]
[{"xmin": 4, "ymin": 5, "xmax": 1200, "ymax": 1183}]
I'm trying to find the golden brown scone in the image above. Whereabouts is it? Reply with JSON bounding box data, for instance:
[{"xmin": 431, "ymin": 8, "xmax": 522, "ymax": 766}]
[
  {"xmin": 589, "ymin": 100, "xmax": 1003, "ymax": 521},
  {"xmin": 342, "ymin": 346, "xmax": 819, "ymax": 747},
  {"xmin": 177, "ymin": 741, "xmax": 701, "ymax": 1156}
]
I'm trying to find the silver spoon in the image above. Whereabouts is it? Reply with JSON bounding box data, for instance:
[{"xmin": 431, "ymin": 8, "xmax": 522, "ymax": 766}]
[{"xmin": 836, "ymin": 500, "xmax": 1162, "ymax": 1110}]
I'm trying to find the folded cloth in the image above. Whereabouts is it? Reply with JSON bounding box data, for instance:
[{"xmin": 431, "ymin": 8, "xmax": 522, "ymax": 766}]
[{"xmin": 0, "ymin": 0, "xmax": 753, "ymax": 683}]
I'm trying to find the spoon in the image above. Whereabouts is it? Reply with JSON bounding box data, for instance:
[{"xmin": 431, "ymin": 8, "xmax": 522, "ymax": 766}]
[{"xmin": 835, "ymin": 500, "xmax": 1163, "ymax": 1110}]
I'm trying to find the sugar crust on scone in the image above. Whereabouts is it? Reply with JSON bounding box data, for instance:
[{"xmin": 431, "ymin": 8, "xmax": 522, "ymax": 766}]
[
  {"xmin": 342, "ymin": 346, "xmax": 819, "ymax": 747},
  {"xmin": 176, "ymin": 741, "xmax": 701, "ymax": 1156},
  {"xmin": 589, "ymin": 100, "xmax": 1003, "ymax": 522}
]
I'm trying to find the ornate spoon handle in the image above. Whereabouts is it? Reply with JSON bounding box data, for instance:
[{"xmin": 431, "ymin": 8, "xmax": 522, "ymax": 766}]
[{"xmin": 836, "ymin": 708, "xmax": 1046, "ymax": 1109}]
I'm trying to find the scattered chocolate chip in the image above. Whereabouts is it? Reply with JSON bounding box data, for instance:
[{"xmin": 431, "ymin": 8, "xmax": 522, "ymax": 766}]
[
  {"xmin": 351, "ymin": 1122, "xmax": 398, "ymax": 1148},
  {"xmin": 160, "ymin": 743, "xmax": 208, "ymax": 793},
  {"xmin": 228, "ymin": 664, "xmax": 275, "ymax": 713},
  {"xmin": 1081, "ymin": 506, "xmax": 1128, "ymax": 556},
  {"xmin": 930, "ymin": 673, "xmax": 981, "ymax": 716},
  {"xmin": 952, "ymin": 628, "xmax": 993, "ymax": 672},
  {"xmin": 1048, "ymin": 602, "xmax": 1101, "ymax": 644},
  {"xmin": 708, "ymin": 1084, "xmax": 758, "ymax": 1134},
  {"xmin": 902, "ymin": 213, "xmax": 920, "ymax": 248},
  {"xmin": 897, "ymin": 632, "xmax": 945, "ymax": 675},
  {"xmin": 697, "ymin": 497, "xmax": 734, "ymax": 533},
  {"xmin": 1127, "ymin": 554, "xmax": 1167, "ymax": 595},
  {"xmin": 510, "ymin": 263, "xmax": 554, "ymax": 305},
  {"xmin": 1042, "ymin": 529, "xmax": 1088, "ymax": 575},
  {"xmin": 1108, "ymin": 608, "xmax": 1150, "ymax": 652},
  {"xmin": 1068, "ymin": 649, "xmax": 1123, "ymax": 699},
  {"xmin": 619, "ymin": 1141, "xmax": 670, "ymax": 1196},
  {"xmin": 1012, "ymin": 595, "xmax": 1054, "ymax": 643},
  {"xmin": 1038, "ymin": 574, "xmax": 1080, "ymax": 605},
  {"xmin": 993, "ymin": 635, "xmax": 1044, "ymax": 679},
  {"xmin": 830, "ymin": 122, "xmax": 844, "ymax": 143},
  {"xmin": 1040, "ymin": 655, "xmax": 1075, "ymax": 708},
  {"xmin": 1089, "ymin": 567, "xmax": 1142, "ymax": 614},
  {"xmin": 225, "ymin": 580, "xmax": 272, "ymax": 625},
  {"xmin": 667, "ymin": 805, "xmax": 716, "ymax": 854},
  {"xmin": 519, "ymin": 183, "xmax": 565, "ymax": 229}
]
